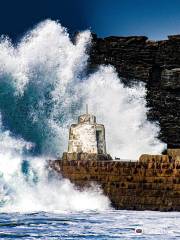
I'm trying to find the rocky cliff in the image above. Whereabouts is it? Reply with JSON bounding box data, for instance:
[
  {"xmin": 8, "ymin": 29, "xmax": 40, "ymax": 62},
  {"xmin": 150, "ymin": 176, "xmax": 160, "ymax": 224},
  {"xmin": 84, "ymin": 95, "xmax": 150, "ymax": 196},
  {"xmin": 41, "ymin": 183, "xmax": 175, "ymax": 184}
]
[{"xmin": 89, "ymin": 34, "xmax": 180, "ymax": 148}]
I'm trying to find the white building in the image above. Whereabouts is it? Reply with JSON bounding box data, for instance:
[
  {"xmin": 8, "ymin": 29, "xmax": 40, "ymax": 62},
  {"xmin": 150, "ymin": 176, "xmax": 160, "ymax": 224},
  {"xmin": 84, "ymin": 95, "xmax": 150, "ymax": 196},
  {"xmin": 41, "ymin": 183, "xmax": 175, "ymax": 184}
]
[{"xmin": 68, "ymin": 106, "xmax": 106, "ymax": 155}]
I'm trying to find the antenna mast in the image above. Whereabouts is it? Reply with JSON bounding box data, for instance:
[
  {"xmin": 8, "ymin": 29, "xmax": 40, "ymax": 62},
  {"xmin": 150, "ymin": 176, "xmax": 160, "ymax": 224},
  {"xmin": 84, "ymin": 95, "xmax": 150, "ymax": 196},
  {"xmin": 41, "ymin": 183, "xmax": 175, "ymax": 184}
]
[{"xmin": 86, "ymin": 104, "xmax": 88, "ymax": 114}]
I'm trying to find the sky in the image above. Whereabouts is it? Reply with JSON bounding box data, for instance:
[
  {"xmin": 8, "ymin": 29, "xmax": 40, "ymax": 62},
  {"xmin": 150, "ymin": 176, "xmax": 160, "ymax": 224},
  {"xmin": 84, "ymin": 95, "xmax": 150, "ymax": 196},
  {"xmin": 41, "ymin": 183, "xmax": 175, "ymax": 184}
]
[{"xmin": 1, "ymin": 0, "xmax": 180, "ymax": 40}]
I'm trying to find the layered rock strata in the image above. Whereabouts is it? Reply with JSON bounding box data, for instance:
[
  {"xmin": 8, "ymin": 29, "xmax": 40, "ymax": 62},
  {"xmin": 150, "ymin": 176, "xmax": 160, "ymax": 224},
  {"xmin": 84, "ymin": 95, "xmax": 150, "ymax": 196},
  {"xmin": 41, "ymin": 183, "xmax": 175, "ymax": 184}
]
[{"xmin": 89, "ymin": 35, "xmax": 180, "ymax": 148}]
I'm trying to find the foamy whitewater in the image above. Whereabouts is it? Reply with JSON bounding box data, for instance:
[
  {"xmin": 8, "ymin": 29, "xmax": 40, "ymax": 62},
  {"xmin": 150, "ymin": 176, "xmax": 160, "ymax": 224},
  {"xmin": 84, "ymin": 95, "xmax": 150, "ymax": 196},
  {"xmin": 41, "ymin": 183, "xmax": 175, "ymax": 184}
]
[{"xmin": 0, "ymin": 20, "xmax": 166, "ymax": 214}]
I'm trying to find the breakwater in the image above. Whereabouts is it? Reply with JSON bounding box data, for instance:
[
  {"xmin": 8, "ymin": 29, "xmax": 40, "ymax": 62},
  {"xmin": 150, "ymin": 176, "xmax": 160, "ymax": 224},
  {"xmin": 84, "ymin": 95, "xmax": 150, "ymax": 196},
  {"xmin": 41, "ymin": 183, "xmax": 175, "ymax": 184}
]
[{"xmin": 49, "ymin": 149, "xmax": 180, "ymax": 211}]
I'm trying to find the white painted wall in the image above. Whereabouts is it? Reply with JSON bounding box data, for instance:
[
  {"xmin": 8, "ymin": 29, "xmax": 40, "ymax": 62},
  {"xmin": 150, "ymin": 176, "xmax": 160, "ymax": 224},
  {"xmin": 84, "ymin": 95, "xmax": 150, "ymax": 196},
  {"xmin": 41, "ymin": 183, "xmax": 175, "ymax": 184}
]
[{"xmin": 68, "ymin": 124, "xmax": 98, "ymax": 153}]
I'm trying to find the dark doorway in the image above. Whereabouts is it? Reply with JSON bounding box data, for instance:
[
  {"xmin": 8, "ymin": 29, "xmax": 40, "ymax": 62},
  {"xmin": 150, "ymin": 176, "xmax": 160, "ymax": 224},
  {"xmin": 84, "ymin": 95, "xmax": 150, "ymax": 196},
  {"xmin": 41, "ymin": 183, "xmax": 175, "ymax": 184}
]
[{"xmin": 96, "ymin": 130, "xmax": 102, "ymax": 153}]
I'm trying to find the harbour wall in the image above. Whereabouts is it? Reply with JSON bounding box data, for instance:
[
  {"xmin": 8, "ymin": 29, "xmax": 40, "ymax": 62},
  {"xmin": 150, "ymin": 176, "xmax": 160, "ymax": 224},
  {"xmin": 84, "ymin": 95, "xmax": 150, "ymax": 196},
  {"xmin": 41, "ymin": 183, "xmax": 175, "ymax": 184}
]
[{"xmin": 49, "ymin": 150, "xmax": 180, "ymax": 211}]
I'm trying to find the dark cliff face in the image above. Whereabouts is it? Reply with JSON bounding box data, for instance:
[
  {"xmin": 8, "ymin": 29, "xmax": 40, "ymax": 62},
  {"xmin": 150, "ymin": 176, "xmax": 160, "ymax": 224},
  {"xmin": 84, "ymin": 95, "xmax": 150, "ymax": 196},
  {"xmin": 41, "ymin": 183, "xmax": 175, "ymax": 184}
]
[{"xmin": 89, "ymin": 34, "xmax": 180, "ymax": 148}]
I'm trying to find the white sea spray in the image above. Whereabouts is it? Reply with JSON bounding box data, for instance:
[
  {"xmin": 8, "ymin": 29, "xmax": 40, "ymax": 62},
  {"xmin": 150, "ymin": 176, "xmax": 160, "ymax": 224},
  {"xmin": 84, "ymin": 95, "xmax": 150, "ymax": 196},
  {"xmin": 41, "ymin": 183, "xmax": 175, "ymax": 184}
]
[{"xmin": 0, "ymin": 20, "xmax": 166, "ymax": 212}]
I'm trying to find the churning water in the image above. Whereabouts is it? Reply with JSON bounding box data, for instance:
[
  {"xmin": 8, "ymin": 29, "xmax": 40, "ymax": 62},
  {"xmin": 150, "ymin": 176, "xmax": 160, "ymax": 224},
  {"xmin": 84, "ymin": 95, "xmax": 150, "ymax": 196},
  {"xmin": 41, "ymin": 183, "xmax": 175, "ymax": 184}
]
[
  {"xmin": 1, "ymin": 211, "xmax": 180, "ymax": 239},
  {"xmin": 0, "ymin": 20, "xmax": 169, "ymax": 239}
]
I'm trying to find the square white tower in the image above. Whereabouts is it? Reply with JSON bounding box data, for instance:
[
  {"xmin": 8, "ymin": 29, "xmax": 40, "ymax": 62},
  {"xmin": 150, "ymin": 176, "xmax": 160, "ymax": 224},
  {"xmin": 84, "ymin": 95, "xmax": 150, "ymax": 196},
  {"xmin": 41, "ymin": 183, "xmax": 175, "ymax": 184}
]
[{"xmin": 68, "ymin": 110, "xmax": 106, "ymax": 154}]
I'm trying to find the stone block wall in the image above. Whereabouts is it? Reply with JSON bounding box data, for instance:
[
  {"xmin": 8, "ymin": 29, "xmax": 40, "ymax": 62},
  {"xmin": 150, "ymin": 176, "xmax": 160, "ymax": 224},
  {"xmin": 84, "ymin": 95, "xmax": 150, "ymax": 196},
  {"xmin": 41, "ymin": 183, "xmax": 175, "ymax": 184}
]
[
  {"xmin": 50, "ymin": 155, "xmax": 180, "ymax": 211},
  {"xmin": 62, "ymin": 152, "xmax": 112, "ymax": 161}
]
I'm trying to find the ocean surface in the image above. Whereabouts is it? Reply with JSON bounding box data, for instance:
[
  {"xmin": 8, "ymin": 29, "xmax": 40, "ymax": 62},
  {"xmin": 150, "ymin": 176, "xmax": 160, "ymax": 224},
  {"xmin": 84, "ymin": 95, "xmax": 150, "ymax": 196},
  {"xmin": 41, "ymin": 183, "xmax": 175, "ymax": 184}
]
[{"xmin": 0, "ymin": 210, "xmax": 180, "ymax": 239}]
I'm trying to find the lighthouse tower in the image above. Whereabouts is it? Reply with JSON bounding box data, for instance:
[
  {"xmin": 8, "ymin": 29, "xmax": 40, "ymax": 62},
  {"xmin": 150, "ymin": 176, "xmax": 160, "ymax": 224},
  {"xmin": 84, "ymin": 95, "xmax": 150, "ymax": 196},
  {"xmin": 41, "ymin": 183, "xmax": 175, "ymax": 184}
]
[
  {"xmin": 68, "ymin": 105, "xmax": 106, "ymax": 154},
  {"xmin": 62, "ymin": 105, "xmax": 112, "ymax": 161}
]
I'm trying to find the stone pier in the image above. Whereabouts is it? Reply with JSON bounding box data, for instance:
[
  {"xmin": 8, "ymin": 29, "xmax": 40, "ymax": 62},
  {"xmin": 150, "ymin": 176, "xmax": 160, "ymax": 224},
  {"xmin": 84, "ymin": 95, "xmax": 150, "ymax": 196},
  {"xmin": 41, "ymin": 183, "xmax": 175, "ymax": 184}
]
[{"xmin": 49, "ymin": 149, "xmax": 180, "ymax": 211}]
